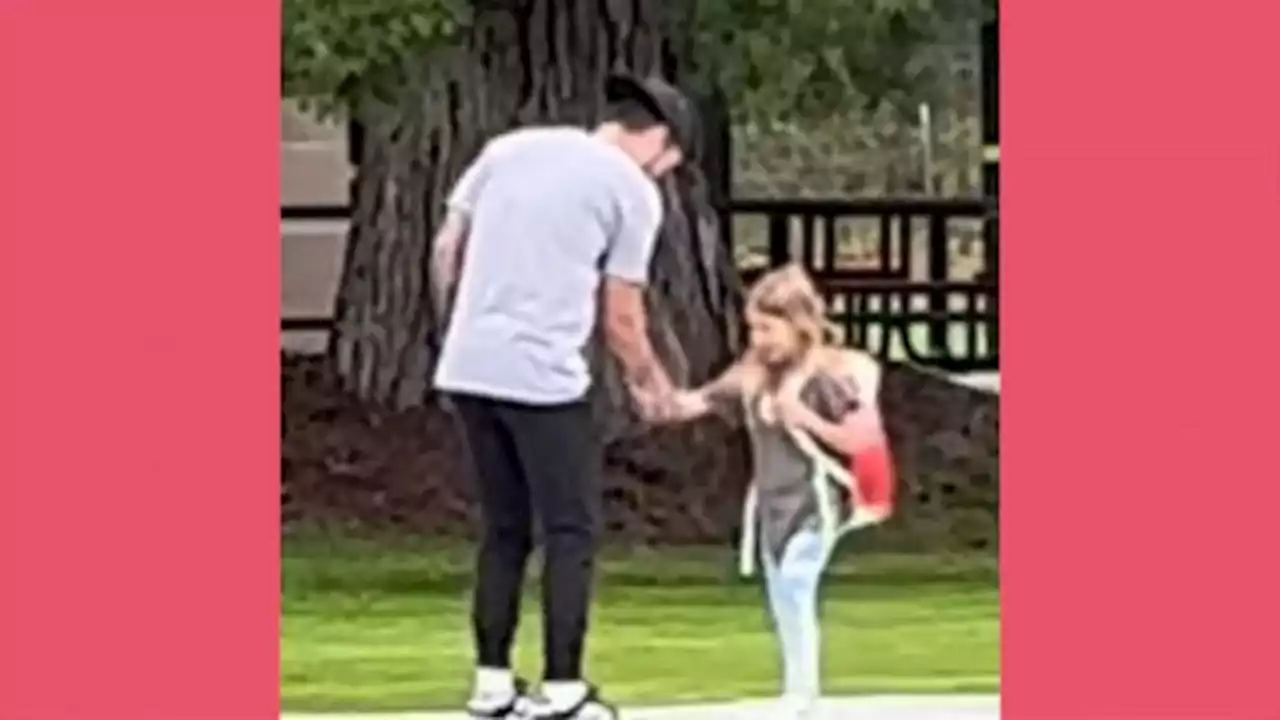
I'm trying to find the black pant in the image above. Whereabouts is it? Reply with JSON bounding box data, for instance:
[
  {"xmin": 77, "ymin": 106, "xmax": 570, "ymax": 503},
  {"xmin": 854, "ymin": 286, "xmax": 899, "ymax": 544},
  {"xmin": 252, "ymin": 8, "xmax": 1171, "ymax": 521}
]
[{"xmin": 452, "ymin": 393, "xmax": 600, "ymax": 681}]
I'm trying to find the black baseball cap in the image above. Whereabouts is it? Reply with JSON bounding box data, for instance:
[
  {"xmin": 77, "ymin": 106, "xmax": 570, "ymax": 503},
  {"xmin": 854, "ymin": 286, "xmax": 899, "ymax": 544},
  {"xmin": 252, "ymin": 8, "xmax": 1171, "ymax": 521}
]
[{"xmin": 604, "ymin": 72, "xmax": 700, "ymax": 161}]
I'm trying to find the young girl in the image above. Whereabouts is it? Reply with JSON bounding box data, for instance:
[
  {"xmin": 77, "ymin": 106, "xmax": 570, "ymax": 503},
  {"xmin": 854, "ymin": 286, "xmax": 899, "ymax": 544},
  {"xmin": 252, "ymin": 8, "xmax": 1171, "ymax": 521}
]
[{"xmin": 661, "ymin": 263, "xmax": 893, "ymax": 718}]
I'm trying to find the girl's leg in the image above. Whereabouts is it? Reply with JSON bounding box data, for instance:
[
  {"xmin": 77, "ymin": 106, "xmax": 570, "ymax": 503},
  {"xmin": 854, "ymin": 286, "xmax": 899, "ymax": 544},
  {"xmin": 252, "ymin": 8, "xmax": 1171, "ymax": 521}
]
[
  {"xmin": 761, "ymin": 545, "xmax": 803, "ymax": 696},
  {"xmin": 774, "ymin": 530, "xmax": 829, "ymax": 702}
]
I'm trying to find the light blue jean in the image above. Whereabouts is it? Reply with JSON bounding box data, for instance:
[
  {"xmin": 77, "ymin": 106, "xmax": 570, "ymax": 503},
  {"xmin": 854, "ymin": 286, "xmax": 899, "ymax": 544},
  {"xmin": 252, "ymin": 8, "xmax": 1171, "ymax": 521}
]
[{"xmin": 760, "ymin": 528, "xmax": 831, "ymax": 700}]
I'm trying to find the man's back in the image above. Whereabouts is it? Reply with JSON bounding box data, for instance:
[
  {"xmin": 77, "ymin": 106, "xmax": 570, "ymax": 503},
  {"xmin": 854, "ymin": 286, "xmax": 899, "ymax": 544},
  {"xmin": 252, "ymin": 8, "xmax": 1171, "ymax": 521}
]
[{"xmin": 434, "ymin": 126, "xmax": 663, "ymax": 405}]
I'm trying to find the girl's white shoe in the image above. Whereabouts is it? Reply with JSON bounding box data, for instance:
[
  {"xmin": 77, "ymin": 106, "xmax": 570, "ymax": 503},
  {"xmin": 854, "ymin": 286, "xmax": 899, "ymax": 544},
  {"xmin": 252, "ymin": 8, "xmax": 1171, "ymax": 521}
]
[{"xmin": 776, "ymin": 694, "xmax": 817, "ymax": 719}]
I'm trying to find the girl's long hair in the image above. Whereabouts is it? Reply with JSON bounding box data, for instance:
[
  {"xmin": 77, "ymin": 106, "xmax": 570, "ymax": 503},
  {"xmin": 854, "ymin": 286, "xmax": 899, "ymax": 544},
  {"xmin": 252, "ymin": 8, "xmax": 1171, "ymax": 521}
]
[
  {"xmin": 738, "ymin": 263, "xmax": 841, "ymax": 395},
  {"xmin": 745, "ymin": 262, "xmax": 829, "ymax": 349}
]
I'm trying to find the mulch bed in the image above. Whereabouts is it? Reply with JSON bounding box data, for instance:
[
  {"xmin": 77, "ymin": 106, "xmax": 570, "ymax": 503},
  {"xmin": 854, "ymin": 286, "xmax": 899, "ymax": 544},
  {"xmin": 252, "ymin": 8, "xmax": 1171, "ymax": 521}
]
[{"xmin": 282, "ymin": 354, "xmax": 999, "ymax": 551}]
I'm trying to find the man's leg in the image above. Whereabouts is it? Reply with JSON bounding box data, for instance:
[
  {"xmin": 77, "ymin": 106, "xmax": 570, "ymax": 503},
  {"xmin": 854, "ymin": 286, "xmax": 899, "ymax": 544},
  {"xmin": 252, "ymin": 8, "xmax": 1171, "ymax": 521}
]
[
  {"xmin": 501, "ymin": 399, "xmax": 600, "ymax": 692},
  {"xmin": 453, "ymin": 394, "xmax": 535, "ymax": 706}
]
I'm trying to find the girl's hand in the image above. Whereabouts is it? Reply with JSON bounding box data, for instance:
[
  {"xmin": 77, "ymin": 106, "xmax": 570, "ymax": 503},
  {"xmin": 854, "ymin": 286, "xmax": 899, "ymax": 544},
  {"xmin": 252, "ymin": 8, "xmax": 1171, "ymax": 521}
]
[
  {"xmin": 780, "ymin": 395, "xmax": 875, "ymax": 458},
  {"xmin": 774, "ymin": 392, "xmax": 821, "ymax": 431},
  {"xmin": 672, "ymin": 389, "xmax": 712, "ymax": 421},
  {"xmin": 649, "ymin": 389, "xmax": 711, "ymax": 423}
]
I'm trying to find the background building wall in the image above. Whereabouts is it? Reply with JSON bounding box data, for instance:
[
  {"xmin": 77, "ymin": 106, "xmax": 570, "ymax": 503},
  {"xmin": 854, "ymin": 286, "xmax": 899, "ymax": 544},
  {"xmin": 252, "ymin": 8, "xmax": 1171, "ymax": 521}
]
[{"xmin": 280, "ymin": 100, "xmax": 349, "ymax": 354}]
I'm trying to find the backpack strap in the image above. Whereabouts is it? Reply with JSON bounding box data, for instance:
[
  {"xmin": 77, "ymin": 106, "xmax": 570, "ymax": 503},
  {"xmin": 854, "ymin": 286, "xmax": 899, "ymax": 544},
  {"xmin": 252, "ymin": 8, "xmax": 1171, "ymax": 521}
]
[
  {"xmin": 738, "ymin": 482, "xmax": 759, "ymax": 577},
  {"xmin": 738, "ymin": 395, "xmax": 762, "ymax": 578},
  {"xmin": 841, "ymin": 350, "xmax": 882, "ymax": 408},
  {"xmin": 835, "ymin": 352, "xmax": 895, "ymax": 527},
  {"xmin": 738, "ymin": 357, "xmax": 890, "ymax": 576},
  {"xmin": 785, "ymin": 416, "xmax": 891, "ymax": 542},
  {"xmin": 784, "ymin": 427, "xmax": 858, "ymax": 545}
]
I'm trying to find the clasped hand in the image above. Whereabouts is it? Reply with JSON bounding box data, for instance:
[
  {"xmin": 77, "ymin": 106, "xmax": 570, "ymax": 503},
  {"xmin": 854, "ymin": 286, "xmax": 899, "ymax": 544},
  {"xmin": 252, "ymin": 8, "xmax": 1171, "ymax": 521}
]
[{"xmin": 631, "ymin": 386, "xmax": 704, "ymax": 423}]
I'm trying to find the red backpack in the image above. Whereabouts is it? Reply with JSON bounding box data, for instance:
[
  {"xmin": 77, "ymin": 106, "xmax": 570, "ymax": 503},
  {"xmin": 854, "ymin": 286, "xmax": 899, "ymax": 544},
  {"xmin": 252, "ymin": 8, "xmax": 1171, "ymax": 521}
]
[
  {"xmin": 739, "ymin": 353, "xmax": 897, "ymax": 576},
  {"xmin": 823, "ymin": 350, "xmax": 896, "ymax": 527},
  {"xmin": 843, "ymin": 410, "xmax": 896, "ymax": 524}
]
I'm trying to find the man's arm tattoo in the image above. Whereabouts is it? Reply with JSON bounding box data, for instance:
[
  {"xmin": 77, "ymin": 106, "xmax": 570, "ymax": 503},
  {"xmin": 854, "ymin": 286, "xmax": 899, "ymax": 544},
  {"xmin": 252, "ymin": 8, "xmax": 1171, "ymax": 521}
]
[{"xmin": 626, "ymin": 356, "xmax": 674, "ymax": 401}]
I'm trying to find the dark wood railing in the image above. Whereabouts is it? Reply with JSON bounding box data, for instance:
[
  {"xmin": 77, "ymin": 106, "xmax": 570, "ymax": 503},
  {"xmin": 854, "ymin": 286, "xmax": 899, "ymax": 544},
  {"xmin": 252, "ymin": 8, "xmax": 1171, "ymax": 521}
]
[
  {"xmin": 733, "ymin": 197, "xmax": 998, "ymax": 371},
  {"xmin": 282, "ymin": 196, "xmax": 998, "ymax": 372}
]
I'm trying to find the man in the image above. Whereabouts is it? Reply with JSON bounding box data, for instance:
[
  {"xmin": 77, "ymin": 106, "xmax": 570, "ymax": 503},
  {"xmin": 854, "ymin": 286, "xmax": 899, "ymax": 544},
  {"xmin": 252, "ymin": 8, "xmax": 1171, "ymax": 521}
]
[{"xmin": 429, "ymin": 73, "xmax": 698, "ymax": 719}]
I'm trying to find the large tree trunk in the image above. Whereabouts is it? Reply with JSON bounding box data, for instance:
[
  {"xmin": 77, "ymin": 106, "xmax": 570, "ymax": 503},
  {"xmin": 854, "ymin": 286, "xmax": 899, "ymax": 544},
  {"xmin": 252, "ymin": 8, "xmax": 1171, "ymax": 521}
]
[
  {"xmin": 333, "ymin": 0, "xmax": 737, "ymax": 410},
  {"xmin": 325, "ymin": 0, "xmax": 747, "ymax": 536}
]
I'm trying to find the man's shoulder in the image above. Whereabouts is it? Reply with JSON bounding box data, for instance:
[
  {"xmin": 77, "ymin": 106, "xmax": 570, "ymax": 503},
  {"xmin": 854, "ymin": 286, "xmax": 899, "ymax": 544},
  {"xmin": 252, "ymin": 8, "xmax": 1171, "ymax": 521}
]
[
  {"xmin": 485, "ymin": 127, "xmax": 618, "ymax": 181},
  {"xmin": 491, "ymin": 125, "xmax": 591, "ymax": 154},
  {"xmin": 595, "ymin": 145, "xmax": 660, "ymax": 217},
  {"xmin": 485, "ymin": 126, "xmax": 658, "ymax": 215}
]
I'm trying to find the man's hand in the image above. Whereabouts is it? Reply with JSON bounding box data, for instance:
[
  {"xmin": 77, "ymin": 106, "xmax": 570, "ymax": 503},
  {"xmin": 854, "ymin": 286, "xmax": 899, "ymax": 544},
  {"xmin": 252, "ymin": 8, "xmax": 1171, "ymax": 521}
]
[
  {"xmin": 602, "ymin": 277, "xmax": 677, "ymax": 421},
  {"xmin": 625, "ymin": 367, "xmax": 676, "ymax": 423},
  {"xmin": 631, "ymin": 388, "xmax": 671, "ymax": 423}
]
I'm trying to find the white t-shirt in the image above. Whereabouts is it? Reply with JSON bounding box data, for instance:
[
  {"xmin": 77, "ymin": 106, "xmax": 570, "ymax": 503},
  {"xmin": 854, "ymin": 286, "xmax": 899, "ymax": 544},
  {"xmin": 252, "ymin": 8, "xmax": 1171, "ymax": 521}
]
[{"xmin": 433, "ymin": 126, "xmax": 664, "ymax": 405}]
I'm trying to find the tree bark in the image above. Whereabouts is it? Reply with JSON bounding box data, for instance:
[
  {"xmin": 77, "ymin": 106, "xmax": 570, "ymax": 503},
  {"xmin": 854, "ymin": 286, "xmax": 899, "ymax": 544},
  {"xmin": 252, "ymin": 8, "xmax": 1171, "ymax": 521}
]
[{"xmin": 330, "ymin": 0, "xmax": 743, "ymax": 441}]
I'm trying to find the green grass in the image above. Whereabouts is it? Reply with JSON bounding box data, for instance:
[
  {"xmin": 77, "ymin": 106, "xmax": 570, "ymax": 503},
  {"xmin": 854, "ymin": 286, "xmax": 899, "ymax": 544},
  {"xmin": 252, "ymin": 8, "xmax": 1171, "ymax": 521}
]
[{"xmin": 282, "ymin": 537, "xmax": 1000, "ymax": 712}]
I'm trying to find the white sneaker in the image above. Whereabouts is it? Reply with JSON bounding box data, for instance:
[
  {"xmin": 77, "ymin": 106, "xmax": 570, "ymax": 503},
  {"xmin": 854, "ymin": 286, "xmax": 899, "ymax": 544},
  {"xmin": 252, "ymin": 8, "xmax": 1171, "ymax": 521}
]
[
  {"xmin": 776, "ymin": 693, "xmax": 817, "ymax": 719},
  {"xmin": 521, "ymin": 684, "xmax": 617, "ymax": 719},
  {"xmin": 466, "ymin": 677, "xmax": 529, "ymax": 719}
]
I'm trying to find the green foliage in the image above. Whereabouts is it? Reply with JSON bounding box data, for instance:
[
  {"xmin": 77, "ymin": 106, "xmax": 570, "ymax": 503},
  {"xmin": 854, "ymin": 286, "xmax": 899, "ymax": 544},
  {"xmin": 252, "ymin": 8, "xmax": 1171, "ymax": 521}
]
[
  {"xmin": 695, "ymin": 0, "xmax": 993, "ymax": 123},
  {"xmin": 281, "ymin": 0, "xmax": 469, "ymax": 119},
  {"xmin": 280, "ymin": 0, "xmax": 994, "ymax": 120}
]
